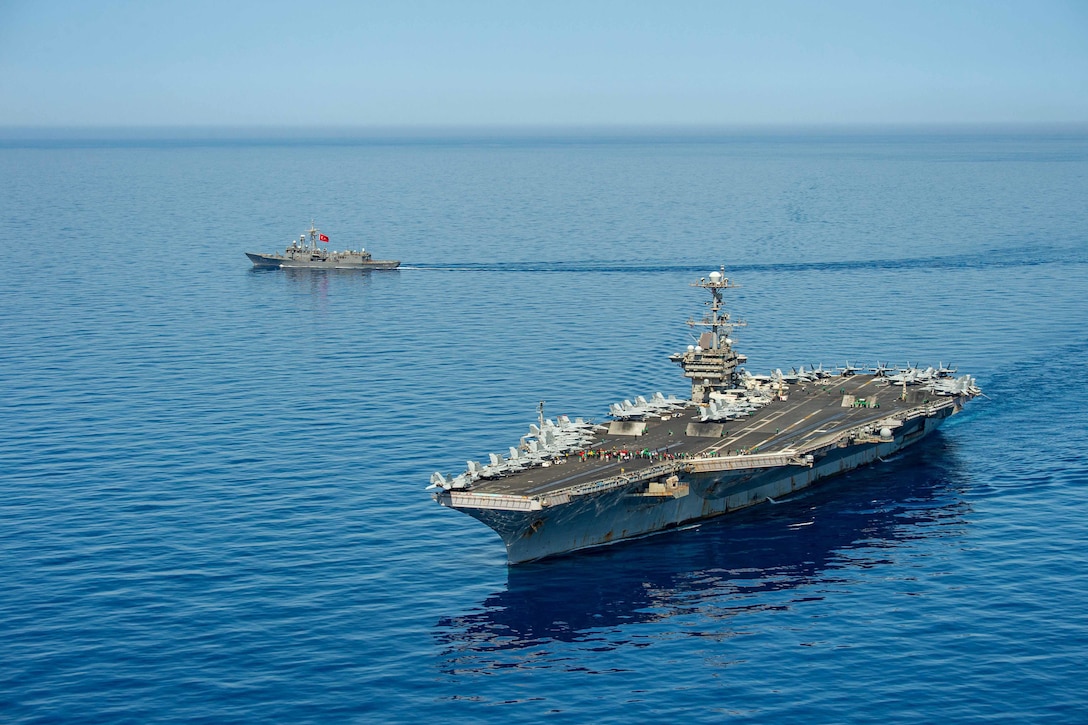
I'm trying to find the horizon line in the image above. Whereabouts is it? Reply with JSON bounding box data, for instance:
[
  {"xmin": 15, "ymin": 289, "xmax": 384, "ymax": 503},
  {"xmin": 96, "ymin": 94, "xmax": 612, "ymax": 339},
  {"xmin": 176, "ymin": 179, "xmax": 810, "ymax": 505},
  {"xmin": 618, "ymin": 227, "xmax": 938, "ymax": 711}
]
[{"xmin": 2, "ymin": 121, "xmax": 1087, "ymax": 140}]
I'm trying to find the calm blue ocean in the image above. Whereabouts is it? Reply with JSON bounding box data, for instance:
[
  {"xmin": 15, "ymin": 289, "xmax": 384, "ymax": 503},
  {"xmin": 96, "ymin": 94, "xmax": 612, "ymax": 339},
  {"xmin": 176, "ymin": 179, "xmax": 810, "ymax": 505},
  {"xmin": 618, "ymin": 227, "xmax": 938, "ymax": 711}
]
[{"xmin": 1, "ymin": 128, "xmax": 1087, "ymax": 723}]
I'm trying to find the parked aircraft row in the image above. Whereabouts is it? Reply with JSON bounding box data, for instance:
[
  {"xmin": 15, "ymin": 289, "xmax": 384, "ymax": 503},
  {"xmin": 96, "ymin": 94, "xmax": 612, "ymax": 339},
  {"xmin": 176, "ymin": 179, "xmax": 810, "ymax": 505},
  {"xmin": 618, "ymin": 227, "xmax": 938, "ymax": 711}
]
[
  {"xmin": 428, "ymin": 414, "xmax": 604, "ymax": 490},
  {"xmin": 878, "ymin": 363, "xmax": 957, "ymax": 386},
  {"xmin": 740, "ymin": 361, "xmax": 961, "ymax": 387},
  {"xmin": 699, "ymin": 394, "xmax": 769, "ymax": 422},
  {"xmin": 609, "ymin": 392, "xmax": 687, "ymax": 420},
  {"xmin": 924, "ymin": 374, "xmax": 980, "ymax": 397},
  {"xmin": 741, "ymin": 363, "xmax": 835, "ymax": 386}
]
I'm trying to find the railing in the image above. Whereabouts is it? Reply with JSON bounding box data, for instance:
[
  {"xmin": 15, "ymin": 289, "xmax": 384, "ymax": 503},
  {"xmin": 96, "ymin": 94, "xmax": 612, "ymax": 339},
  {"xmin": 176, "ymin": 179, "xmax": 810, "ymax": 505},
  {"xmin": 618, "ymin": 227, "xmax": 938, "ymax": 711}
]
[
  {"xmin": 447, "ymin": 491, "xmax": 542, "ymax": 512},
  {"xmin": 685, "ymin": 452, "xmax": 805, "ymax": 473}
]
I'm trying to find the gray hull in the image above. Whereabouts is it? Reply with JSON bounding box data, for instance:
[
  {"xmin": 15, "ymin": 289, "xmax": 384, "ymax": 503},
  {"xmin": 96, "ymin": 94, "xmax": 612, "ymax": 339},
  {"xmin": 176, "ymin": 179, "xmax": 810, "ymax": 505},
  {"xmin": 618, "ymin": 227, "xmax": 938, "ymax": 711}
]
[
  {"xmin": 449, "ymin": 411, "xmax": 946, "ymax": 564},
  {"xmin": 430, "ymin": 267, "xmax": 981, "ymax": 565},
  {"xmin": 246, "ymin": 252, "xmax": 399, "ymax": 270}
]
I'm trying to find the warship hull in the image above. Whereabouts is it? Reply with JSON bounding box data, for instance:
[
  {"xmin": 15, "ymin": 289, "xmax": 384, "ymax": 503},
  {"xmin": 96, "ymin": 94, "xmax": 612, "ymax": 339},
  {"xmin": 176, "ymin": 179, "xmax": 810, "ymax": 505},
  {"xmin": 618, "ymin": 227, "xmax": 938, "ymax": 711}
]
[
  {"xmin": 246, "ymin": 252, "xmax": 400, "ymax": 270},
  {"xmin": 246, "ymin": 222, "xmax": 399, "ymax": 270},
  {"xmin": 430, "ymin": 267, "xmax": 980, "ymax": 565},
  {"xmin": 445, "ymin": 409, "xmax": 948, "ymax": 564}
]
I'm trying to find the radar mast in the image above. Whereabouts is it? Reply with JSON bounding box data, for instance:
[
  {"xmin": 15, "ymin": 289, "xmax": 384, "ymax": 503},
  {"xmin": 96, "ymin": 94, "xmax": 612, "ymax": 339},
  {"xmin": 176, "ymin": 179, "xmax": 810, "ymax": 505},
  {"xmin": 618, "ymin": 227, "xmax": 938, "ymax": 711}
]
[{"xmin": 674, "ymin": 267, "xmax": 747, "ymax": 402}]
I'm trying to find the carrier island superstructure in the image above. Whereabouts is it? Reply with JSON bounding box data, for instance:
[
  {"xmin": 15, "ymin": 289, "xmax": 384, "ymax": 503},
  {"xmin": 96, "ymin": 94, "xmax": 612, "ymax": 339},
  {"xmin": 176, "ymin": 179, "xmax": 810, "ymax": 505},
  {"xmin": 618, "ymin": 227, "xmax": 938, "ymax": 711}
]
[{"xmin": 430, "ymin": 268, "xmax": 980, "ymax": 564}]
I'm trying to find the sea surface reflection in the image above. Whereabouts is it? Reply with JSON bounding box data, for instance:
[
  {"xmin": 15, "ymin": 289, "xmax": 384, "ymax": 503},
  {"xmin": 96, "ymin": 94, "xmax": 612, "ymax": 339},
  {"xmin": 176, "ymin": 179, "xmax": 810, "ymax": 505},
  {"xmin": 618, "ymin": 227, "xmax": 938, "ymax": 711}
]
[{"xmin": 435, "ymin": 438, "xmax": 969, "ymax": 670}]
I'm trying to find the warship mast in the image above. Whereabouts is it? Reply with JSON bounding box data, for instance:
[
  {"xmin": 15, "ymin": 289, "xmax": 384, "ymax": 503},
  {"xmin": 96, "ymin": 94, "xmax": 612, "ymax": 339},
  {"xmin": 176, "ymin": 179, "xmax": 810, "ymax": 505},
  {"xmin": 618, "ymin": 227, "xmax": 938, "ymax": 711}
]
[{"xmin": 675, "ymin": 267, "xmax": 747, "ymax": 402}]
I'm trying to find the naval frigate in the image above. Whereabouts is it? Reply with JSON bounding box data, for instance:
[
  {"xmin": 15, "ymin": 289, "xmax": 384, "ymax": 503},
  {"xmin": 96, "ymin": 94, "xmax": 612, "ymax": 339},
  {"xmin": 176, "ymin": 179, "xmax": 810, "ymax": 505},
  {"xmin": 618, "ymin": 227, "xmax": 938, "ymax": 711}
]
[
  {"xmin": 246, "ymin": 221, "xmax": 400, "ymax": 270},
  {"xmin": 430, "ymin": 267, "xmax": 981, "ymax": 564}
]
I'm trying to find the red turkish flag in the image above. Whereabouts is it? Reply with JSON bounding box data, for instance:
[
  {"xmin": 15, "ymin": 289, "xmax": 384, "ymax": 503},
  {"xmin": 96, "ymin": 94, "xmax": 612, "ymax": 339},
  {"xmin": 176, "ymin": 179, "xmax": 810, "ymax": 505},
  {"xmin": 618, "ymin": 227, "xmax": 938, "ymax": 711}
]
[{"xmin": 318, "ymin": 234, "xmax": 329, "ymax": 243}]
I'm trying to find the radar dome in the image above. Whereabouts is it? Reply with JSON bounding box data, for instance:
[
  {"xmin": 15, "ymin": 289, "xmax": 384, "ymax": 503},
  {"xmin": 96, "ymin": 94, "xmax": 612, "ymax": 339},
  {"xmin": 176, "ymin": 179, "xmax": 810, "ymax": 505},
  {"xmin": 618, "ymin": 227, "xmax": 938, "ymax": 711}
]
[
  {"xmin": 709, "ymin": 271, "xmax": 722, "ymax": 283},
  {"xmin": 694, "ymin": 345, "xmax": 703, "ymax": 353},
  {"xmin": 687, "ymin": 345, "xmax": 695, "ymax": 352}
]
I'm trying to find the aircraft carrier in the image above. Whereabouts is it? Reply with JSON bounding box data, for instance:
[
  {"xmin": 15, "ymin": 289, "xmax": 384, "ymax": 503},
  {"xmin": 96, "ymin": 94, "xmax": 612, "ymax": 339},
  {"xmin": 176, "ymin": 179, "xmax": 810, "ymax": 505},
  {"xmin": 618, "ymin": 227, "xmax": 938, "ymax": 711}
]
[
  {"xmin": 246, "ymin": 221, "xmax": 399, "ymax": 270},
  {"xmin": 429, "ymin": 267, "xmax": 980, "ymax": 564}
]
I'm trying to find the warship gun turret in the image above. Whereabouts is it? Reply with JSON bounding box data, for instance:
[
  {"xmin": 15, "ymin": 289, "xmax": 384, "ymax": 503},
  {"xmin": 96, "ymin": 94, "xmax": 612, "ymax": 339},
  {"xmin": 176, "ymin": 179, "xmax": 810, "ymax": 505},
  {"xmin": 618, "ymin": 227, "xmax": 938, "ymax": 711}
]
[
  {"xmin": 246, "ymin": 221, "xmax": 399, "ymax": 270},
  {"xmin": 430, "ymin": 267, "xmax": 981, "ymax": 565}
]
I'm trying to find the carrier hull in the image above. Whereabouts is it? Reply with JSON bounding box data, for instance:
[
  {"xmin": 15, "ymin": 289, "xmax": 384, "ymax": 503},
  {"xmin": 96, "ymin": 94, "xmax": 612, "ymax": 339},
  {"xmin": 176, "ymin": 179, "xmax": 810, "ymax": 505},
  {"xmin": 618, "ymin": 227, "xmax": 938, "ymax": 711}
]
[
  {"xmin": 429, "ymin": 266, "xmax": 980, "ymax": 565},
  {"xmin": 441, "ymin": 406, "xmax": 950, "ymax": 564}
]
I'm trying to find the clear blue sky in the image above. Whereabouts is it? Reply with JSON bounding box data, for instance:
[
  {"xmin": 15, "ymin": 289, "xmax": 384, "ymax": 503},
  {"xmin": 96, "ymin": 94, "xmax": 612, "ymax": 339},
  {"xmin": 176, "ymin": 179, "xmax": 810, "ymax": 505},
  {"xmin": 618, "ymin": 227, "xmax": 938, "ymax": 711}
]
[{"xmin": 1, "ymin": 0, "xmax": 1085, "ymax": 126}]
